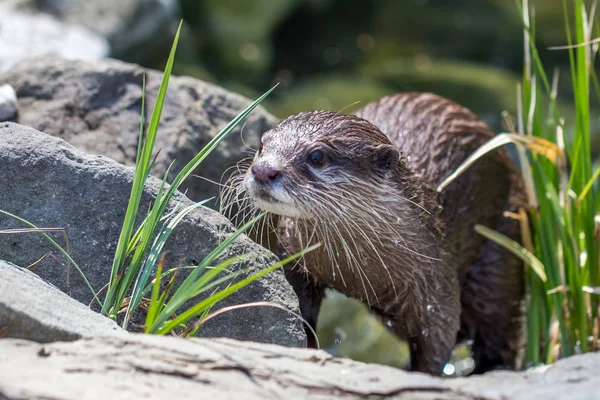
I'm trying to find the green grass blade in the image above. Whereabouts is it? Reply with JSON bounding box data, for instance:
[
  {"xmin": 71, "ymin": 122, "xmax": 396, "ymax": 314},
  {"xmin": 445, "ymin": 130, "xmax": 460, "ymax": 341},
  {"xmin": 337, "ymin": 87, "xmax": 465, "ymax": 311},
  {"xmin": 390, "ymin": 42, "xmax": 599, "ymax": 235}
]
[
  {"xmin": 145, "ymin": 256, "xmax": 249, "ymax": 334},
  {"xmin": 135, "ymin": 75, "xmax": 146, "ymax": 165},
  {"xmin": 437, "ymin": 133, "xmax": 562, "ymax": 192},
  {"xmin": 123, "ymin": 199, "xmax": 210, "ymax": 328},
  {"xmin": 475, "ymin": 224, "xmax": 547, "ymax": 282},
  {"xmin": 102, "ymin": 22, "xmax": 183, "ymax": 316},
  {"xmin": 154, "ymin": 243, "xmax": 321, "ymax": 335},
  {"xmin": 577, "ymin": 168, "xmax": 600, "ymax": 204},
  {"xmin": 145, "ymin": 258, "xmax": 164, "ymax": 331},
  {"xmin": 152, "ymin": 85, "xmax": 278, "ymax": 222},
  {"xmin": 0, "ymin": 209, "xmax": 100, "ymax": 305},
  {"xmin": 110, "ymin": 173, "xmax": 172, "ymax": 318},
  {"xmin": 148, "ymin": 213, "xmax": 265, "ymax": 330}
]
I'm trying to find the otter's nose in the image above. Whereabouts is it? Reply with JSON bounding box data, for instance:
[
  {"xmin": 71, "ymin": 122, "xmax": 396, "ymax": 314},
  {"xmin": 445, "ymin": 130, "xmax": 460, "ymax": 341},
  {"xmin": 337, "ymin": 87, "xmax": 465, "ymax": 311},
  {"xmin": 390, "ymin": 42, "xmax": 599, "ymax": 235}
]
[{"xmin": 251, "ymin": 165, "xmax": 282, "ymax": 184}]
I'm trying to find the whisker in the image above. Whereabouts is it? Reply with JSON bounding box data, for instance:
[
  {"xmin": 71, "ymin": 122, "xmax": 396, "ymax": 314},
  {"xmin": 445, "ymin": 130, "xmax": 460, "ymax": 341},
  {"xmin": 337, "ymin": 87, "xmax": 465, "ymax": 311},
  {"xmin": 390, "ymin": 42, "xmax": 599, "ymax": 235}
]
[{"xmin": 239, "ymin": 120, "xmax": 258, "ymax": 152}]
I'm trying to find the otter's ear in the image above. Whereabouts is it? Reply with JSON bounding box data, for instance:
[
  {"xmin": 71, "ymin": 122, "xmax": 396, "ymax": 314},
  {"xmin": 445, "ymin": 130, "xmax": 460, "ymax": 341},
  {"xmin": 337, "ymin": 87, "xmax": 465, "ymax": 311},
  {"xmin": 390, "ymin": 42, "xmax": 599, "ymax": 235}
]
[{"xmin": 372, "ymin": 144, "xmax": 400, "ymax": 171}]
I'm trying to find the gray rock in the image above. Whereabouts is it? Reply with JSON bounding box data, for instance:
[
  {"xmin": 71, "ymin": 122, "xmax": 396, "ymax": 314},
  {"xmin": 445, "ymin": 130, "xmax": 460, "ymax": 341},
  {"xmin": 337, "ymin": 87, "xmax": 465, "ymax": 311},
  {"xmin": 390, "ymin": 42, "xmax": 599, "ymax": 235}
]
[
  {"xmin": 0, "ymin": 122, "xmax": 304, "ymax": 346},
  {"xmin": 0, "ymin": 84, "xmax": 18, "ymax": 121},
  {"xmin": 10, "ymin": 0, "xmax": 182, "ymax": 65},
  {"xmin": 0, "ymin": 260, "xmax": 123, "ymax": 342},
  {"xmin": 0, "ymin": 56, "xmax": 276, "ymax": 204},
  {"xmin": 0, "ymin": 334, "xmax": 598, "ymax": 399},
  {"xmin": 0, "ymin": 4, "xmax": 109, "ymax": 72}
]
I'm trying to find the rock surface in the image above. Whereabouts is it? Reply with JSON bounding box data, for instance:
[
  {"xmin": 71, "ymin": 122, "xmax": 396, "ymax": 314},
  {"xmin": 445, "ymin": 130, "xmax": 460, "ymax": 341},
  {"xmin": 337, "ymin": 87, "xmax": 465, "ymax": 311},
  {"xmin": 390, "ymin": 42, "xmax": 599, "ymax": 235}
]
[
  {"xmin": 0, "ymin": 4, "xmax": 109, "ymax": 72},
  {"xmin": 0, "ymin": 56, "xmax": 275, "ymax": 204},
  {"xmin": 0, "ymin": 260, "xmax": 122, "ymax": 342},
  {"xmin": 0, "ymin": 122, "xmax": 303, "ymax": 346},
  {"xmin": 0, "ymin": 334, "xmax": 598, "ymax": 400}
]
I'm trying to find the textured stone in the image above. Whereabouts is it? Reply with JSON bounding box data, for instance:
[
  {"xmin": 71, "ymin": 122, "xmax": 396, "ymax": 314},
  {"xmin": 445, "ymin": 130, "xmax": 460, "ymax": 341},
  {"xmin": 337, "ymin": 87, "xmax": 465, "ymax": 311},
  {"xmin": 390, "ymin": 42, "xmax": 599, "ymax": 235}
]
[
  {"xmin": 0, "ymin": 4, "xmax": 109, "ymax": 72},
  {"xmin": 0, "ymin": 334, "xmax": 598, "ymax": 400},
  {"xmin": 0, "ymin": 260, "xmax": 123, "ymax": 342},
  {"xmin": 0, "ymin": 56, "xmax": 276, "ymax": 204},
  {"xmin": 0, "ymin": 122, "xmax": 304, "ymax": 346}
]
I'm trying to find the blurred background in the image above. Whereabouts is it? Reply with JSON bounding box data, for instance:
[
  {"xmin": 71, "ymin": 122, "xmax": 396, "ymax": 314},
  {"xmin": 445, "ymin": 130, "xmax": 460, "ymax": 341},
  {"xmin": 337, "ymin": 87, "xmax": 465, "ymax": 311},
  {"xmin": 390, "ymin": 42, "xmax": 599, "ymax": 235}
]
[
  {"xmin": 3, "ymin": 0, "xmax": 596, "ymax": 375},
  {"xmin": 166, "ymin": 0, "xmax": 577, "ymax": 133}
]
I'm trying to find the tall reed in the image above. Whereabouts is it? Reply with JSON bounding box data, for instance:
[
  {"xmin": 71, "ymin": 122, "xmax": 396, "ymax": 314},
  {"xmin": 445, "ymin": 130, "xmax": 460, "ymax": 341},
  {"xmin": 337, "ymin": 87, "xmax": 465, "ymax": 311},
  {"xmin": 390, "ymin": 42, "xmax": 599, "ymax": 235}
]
[{"xmin": 440, "ymin": 0, "xmax": 600, "ymax": 365}]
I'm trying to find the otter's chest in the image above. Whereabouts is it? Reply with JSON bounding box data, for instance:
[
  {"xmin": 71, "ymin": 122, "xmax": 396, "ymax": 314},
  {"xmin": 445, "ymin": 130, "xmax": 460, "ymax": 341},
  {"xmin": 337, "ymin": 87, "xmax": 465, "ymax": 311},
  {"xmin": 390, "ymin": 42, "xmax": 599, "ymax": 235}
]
[{"xmin": 278, "ymin": 218, "xmax": 408, "ymax": 306}]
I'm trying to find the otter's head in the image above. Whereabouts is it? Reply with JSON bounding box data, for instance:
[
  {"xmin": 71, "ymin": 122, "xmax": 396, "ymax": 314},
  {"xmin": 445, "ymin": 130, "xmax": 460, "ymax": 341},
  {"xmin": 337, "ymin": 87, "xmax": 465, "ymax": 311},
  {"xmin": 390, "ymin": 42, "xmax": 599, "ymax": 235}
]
[{"xmin": 244, "ymin": 111, "xmax": 400, "ymax": 219}]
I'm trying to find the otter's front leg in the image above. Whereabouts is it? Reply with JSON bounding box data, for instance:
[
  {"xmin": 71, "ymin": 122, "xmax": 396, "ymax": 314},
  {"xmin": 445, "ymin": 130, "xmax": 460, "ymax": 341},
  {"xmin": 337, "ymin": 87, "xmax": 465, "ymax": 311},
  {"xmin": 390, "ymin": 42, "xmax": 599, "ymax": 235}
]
[
  {"xmin": 283, "ymin": 265, "xmax": 325, "ymax": 348},
  {"xmin": 407, "ymin": 322, "xmax": 457, "ymax": 375},
  {"xmin": 276, "ymin": 217, "xmax": 325, "ymax": 348},
  {"xmin": 393, "ymin": 292, "xmax": 461, "ymax": 375}
]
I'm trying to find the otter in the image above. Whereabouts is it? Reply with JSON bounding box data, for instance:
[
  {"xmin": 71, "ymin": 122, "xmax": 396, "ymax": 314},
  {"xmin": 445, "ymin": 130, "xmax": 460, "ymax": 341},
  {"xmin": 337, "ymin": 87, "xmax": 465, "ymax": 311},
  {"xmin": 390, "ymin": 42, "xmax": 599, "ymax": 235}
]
[{"xmin": 234, "ymin": 92, "xmax": 525, "ymax": 376}]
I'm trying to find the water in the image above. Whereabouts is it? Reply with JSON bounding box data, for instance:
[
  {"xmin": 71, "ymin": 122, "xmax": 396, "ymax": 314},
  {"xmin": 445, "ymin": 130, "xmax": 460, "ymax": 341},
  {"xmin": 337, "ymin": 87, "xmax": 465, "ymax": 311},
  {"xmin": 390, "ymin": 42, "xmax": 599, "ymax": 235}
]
[{"xmin": 443, "ymin": 363, "xmax": 456, "ymax": 376}]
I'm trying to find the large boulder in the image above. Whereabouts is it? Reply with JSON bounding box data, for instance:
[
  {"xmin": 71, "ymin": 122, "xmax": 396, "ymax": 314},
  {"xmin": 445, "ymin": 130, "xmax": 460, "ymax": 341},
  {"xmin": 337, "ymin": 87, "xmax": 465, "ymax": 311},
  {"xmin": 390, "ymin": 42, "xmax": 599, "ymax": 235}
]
[
  {"xmin": 0, "ymin": 122, "xmax": 304, "ymax": 346},
  {"xmin": 0, "ymin": 4, "xmax": 109, "ymax": 73},
  {"xmin": 0, "ymin": 334, "xmax": 598, "ymax": 399},
  {"xmin": 0, "ymin": 56, "xmax": 277, "ymax": 204},
  {"xmin": 0, "ymin": 260, "xmax": 123, "ymax": 342}
]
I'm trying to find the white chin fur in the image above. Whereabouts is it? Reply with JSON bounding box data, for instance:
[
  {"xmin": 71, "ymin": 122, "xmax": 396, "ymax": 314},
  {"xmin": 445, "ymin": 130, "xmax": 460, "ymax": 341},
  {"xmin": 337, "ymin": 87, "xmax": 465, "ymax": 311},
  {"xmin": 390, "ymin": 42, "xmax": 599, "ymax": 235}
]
[
  {"xmin": 251, "ymin": 196, "xmax": 302, "ymax": 218},
  {"xmin": 244, "ymin": 177, "xmax": 302, "ymax": 217}
]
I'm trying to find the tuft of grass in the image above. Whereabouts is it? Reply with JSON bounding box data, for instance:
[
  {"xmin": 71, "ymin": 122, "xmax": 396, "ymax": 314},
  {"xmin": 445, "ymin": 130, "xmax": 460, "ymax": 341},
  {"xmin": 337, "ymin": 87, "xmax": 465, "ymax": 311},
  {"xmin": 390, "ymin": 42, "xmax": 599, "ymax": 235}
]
[
  {"xmin": 147, "ymin": 243, "xmax": 320, "ymax": 335},
  {"xmin": 440, "ymin": 0, "xmax": 600, "ymax": 365},
  {"xmin": 99, "ymin": 21, "xmax": 313, "ymax": 336}
]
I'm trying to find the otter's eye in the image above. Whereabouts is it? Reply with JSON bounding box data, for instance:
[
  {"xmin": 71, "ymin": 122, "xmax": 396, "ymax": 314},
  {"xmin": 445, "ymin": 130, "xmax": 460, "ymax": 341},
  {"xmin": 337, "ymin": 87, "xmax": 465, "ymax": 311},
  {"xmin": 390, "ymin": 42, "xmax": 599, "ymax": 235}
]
[{"xmin": 307, "ymin": 150, "xmax": 326, "ymax": 167}]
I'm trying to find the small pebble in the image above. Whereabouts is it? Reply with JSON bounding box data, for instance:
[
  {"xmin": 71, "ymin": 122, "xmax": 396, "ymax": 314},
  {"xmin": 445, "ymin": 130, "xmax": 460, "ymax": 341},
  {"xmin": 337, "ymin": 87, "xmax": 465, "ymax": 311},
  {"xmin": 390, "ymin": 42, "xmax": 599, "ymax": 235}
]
[{"xmin": 0, "ymin": 84, "xmax": 18, "ymax": 121}]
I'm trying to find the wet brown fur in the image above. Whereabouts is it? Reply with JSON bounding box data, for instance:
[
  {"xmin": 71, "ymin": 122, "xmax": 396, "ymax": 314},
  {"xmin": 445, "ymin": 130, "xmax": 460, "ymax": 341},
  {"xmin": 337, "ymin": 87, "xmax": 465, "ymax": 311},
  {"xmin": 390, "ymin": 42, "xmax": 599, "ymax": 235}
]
[{"xmin": 234, "ymin": 92, "xmax": 525, "ymax": 375}]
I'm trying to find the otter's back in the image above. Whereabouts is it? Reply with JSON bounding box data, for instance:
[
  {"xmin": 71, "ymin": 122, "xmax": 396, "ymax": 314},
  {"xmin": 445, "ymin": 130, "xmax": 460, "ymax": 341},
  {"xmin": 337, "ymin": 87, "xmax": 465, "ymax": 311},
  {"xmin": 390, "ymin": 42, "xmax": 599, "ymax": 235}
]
[{"xmin": 354, "ymin": 92, "xmax": 517, "ymax": 274}]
